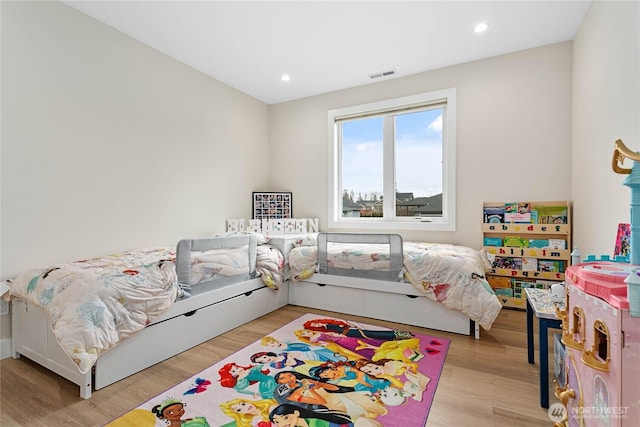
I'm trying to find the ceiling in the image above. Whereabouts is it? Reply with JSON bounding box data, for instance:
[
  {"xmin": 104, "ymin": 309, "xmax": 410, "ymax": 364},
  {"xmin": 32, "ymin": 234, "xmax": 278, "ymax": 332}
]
[{"xmin": 63, "ymin": 0, "xmax": 592, "ymax": 105}]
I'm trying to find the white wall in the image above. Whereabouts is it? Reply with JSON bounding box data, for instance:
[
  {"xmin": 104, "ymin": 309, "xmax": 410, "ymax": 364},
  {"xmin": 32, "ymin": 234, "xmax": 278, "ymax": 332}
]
[
  {"xmin": 572, "ymin": 0, "xmax": 640, "ymax": 258},
  {"xmin": 269, "ymin": 42, "xmax": 573, "ymax": 248},
  {"xmin": 1, "ymin": 0, "xmax": 270, "ymax": 280}
]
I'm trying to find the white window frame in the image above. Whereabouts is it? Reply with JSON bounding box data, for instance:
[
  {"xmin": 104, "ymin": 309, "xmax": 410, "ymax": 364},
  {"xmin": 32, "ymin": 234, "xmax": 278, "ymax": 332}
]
[{"xmin": 328, "ymin": 88, "xmax": 456, "ymax": 231}]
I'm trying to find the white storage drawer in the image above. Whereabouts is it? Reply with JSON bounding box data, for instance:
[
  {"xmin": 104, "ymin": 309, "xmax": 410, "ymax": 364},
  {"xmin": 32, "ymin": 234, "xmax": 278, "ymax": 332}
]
[
  {"xmin": 363, "ymin": 290, "xmax": 470, "ymax": 335},
  {"xmin": 95, "ymin": 284, "xmax": 288, "ymax": 389},
  {"xmin": 289, "ymin": 281, "xmax": 364, "ymax": 315},
  {"xmin": 288, "ymin": 279, "xmax": 472, "ymax": 336}
]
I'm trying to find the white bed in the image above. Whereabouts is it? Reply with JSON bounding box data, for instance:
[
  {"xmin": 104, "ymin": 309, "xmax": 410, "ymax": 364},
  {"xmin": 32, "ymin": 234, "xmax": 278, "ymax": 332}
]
[
  {"xmin": 7, "ymin": 234, "xmax": 288, "ymax": 398},
  {"xmin": 6, "ymin": 232, "xmax": 502, "ymax": 398},
  {"xmin": 286, "ymin": 232, "xmax": 502, "ymax": 338}
]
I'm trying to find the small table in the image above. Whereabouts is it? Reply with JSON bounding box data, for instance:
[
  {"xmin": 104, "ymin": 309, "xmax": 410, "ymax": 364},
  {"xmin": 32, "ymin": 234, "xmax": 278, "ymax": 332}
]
[{"xmin": 525, "ymin": 287, "xmax": 564, "ymax": 408}]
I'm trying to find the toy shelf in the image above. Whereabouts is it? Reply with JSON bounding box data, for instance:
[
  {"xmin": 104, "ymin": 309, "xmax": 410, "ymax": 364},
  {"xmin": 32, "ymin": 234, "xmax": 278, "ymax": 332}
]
[{"xmin": 482, "ymin": 200, "xmax": 572, "ymax": 310}]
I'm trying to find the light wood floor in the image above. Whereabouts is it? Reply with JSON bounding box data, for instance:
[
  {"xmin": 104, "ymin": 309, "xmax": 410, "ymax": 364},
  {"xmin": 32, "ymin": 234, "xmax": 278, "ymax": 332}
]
[{"xmin": 0, "ymin": 305, "xmax": 558, "ymax": 426}]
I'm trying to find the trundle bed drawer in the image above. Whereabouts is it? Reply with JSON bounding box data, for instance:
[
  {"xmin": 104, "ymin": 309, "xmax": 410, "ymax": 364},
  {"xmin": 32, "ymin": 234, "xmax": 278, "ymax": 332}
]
[
  {"xmin": 289, "ymin": 280, "xmax": 471, "ymax": 335},
  {"xmin": 289, "ymin": 281, "xmax": 364, "ymax": 314},
  {"xmin": 95, "ymin": 284, "xmax": 287, "ymax": 389},
  {"xmin": 363, "ymin": 291, "xmax": 471, "ymax": 335}
]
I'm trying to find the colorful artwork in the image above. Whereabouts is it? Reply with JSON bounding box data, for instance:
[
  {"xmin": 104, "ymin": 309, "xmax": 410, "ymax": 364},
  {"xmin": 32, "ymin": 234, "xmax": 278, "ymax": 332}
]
[{"xmin": 253, "ymin": 192, "xmax": 293, "ymax": 220}]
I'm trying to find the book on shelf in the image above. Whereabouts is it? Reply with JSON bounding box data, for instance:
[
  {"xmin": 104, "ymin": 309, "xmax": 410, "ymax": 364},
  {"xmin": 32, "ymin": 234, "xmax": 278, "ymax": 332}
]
[
  {"xmin": 492, "ymin": 257, "xmax": 522, "ymax": 270},
  {"xmin": 504, "ymin": 202, "xmax": 532, "ymax": 223},
  {"xmin": 535, "ymin": 205, "xmax": 568, "ymax": 224},
  {"xmin": 483, "ymin": 237, "xmax": 503, "ymax": 246},
  {"xmin": 522, "ymin": 257, "xmax": 538, "ymax": 271},
  {"xmin": 483, "ymin": 207, "xmax": 504, "ymax": 223},
  {"xmin": 487, "ymin": 275, "xmax": 512, "ymax": 288},
  {"xmin": 494, "ymin": 287, "xmax": 513, "ymax": 297},
  {"xmin": 548, "ymin": 239, "xmax": 566, "ymax": 249},
  {"xmin": 539, "ymin": 260, "xmax": 565, "ymax": 273},
  {"xmin": 504, "ymin": 236, "xmax": 527, "ymax": 247},
  {"xmin": 529, "ymin": 239, "xmax": 549, "ymax": 248}
]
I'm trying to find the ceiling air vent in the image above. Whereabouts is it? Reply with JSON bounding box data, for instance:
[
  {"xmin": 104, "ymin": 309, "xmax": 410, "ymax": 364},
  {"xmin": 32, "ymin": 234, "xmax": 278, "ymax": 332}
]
[{"xmin": 369, "ymin": 69, "xmax": 397, "ymax": 79}]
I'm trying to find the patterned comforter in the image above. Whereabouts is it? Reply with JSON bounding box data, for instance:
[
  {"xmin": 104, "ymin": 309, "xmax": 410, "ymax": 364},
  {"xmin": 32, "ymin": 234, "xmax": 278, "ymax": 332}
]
[
  {"xmin": 288, "ymin": 238, "xmax": 502, "ymax": 330},
  {"xmin": 5, "ymin": 243, "xmax": 284, "ymax": 374}
]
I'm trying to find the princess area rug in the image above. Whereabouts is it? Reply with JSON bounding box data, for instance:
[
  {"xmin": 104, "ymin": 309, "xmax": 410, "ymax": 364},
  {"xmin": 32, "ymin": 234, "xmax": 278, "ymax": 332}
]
[{"xmin": 106, "ymin": 313, "xmax": 450, "ymax": 427}]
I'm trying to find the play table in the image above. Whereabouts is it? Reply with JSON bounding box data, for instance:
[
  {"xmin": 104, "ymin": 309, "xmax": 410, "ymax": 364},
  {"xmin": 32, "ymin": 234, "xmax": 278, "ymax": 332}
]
[{"xmin": 525, "ymin": 287, "xmax": 564, "ymax": 408}]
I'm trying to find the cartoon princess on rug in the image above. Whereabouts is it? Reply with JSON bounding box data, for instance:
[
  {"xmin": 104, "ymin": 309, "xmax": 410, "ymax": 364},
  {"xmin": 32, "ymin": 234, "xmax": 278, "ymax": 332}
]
[
  {"xmin": 218, "ymin": 362, "xmax": 278, "ymax": 400},
  {"xmin": 354, "ymin": 358, "xmax": 428, "ymax": 389},
  {"xmin": 294, "ymin": 328, "xmax": 388, "ymax": 361},
  {"xmin": 268, "ymin": 403, "xmax": 385, "ymax": 427},
  {"xmin": 355, "ymin": 358, "xmax": 431, "ymax": 405},
  {"xmin": 151, "ymin": 398, "xmax": 210, "ymax": 427},
  {"xmin": 303, "ymin": 318, "xmax": 414, "ymax": 341},
  {"xmin": 260, "ymin": 335, "xmax": 346, "ymax": 362},
  {"xmin": 250, "ymin": 351, "xmax": 305, "ymax": 369},
  {"xmin": 219, "ymin": 397, "xmax": 277, "ymax": 427},
  {"xmin": 307, "ymin": 360, "xmax": 390, "ymax": 393},
  {"xmin": 273, "ymin": 370, "xmax": 388, "ymax": 421},
  {"xmin": 295, "ymin": 328, "xmax": 424, "ymax": 368}
]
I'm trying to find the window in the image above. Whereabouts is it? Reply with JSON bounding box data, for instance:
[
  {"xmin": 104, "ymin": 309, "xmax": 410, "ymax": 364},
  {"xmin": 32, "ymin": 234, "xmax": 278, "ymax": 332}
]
[{"xmin": 328, "ymin": 88, "xmax": 456, "ymax": 231}]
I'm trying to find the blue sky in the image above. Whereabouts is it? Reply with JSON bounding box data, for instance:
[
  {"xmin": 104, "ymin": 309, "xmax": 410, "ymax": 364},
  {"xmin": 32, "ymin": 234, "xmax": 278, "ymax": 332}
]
[{"xmin": 341, "ymin": 108, "xmax": 443, "ymax": 199}]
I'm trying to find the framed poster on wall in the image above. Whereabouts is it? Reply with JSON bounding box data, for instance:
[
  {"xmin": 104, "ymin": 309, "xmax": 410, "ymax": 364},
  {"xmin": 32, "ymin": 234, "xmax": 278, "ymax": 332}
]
[{"xmin": 252, "ymin": 192, "xmax": 292, "ymax": 219}]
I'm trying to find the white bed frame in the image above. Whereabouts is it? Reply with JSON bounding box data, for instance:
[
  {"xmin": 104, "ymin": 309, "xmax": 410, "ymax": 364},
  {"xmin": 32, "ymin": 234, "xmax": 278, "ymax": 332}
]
[
  {"xmin": 288, "ymin": 275, "xmax": 478, "ymax": 338},
  {"xmin": 286, "ymin": 232, "xmax": 480, "ymax": 339},
  {"xmin": 10, "ymin": 236, "xmax": 289, "ymax": 399},
  {"xmin": 9, "ymin": 233, "xmax": 484, "ymax": 399}
]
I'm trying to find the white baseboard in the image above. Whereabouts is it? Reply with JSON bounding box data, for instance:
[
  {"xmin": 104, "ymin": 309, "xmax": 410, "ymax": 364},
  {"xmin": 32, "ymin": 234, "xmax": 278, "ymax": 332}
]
[{"xmin": 1, "ymin": 338, "xmax": 12, "ymax": 360}]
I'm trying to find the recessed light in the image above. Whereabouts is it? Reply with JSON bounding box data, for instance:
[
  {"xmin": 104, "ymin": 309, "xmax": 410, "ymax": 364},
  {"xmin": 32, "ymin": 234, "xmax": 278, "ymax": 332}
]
[
  {"xmin": 281, "ymin": 74, "xmax": 291, "ymax": 82},
  {"xmin": 474, "ymin": 22, "xmax": 489, "ymax": 33}
]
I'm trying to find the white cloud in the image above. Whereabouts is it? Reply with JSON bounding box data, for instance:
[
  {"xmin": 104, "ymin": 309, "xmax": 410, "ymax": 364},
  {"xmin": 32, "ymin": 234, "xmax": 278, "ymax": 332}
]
[
  {"xmin": 356, "ymin": 142, "xmax": 375, "ymax": 152},
  {"xmin": 428, "ymin": 114, "xmax": 442, "ymax": 133}
]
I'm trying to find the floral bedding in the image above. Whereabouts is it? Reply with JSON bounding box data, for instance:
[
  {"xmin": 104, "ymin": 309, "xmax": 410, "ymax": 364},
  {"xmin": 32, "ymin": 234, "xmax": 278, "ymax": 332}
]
[
  {"xmin": 5, "ymin": 242, "xmax": 285, "ymax": 374},
  {"xmin": 288, "ymin": 237, "xmax": 502, "ymax": 330},
  {"xmin": 255, "ymin": 244, "xmax": 285, "ymax": 290},
  {"xmin": 6, "ymin": 247, "xmax": 178, "ymax": 373},
  {"xmin": 402, "ymin": 242, "xmax": 501, "ymax": 330}
]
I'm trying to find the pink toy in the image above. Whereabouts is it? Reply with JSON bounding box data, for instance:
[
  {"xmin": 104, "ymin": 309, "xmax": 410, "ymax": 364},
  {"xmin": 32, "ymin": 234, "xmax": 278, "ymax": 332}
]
[{"xmin": 557, "ymin": 262, "xmax": 640, "ymax": 426}]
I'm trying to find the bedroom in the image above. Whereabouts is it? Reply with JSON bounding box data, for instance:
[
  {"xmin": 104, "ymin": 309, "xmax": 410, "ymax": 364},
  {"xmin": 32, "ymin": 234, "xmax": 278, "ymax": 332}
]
[{"xmin": 1, "ymin": 0, "xmax": 638, "ymax": 425}]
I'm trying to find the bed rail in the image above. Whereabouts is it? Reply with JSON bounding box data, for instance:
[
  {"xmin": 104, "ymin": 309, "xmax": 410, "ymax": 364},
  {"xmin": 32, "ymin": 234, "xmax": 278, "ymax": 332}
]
[
  {"xmin": 176, "ymin": 235, "xmax": 258, "ymax": 297},
  {"xmin": 317, "ymin": 232, "xmax": 403, "ymax": 282}
]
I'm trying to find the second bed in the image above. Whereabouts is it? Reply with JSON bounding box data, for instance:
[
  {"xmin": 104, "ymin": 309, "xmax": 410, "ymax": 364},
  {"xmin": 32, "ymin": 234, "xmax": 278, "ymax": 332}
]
[{"xmin": 286, "ymin": 232, "xmax": 502, "ymax": 338}]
